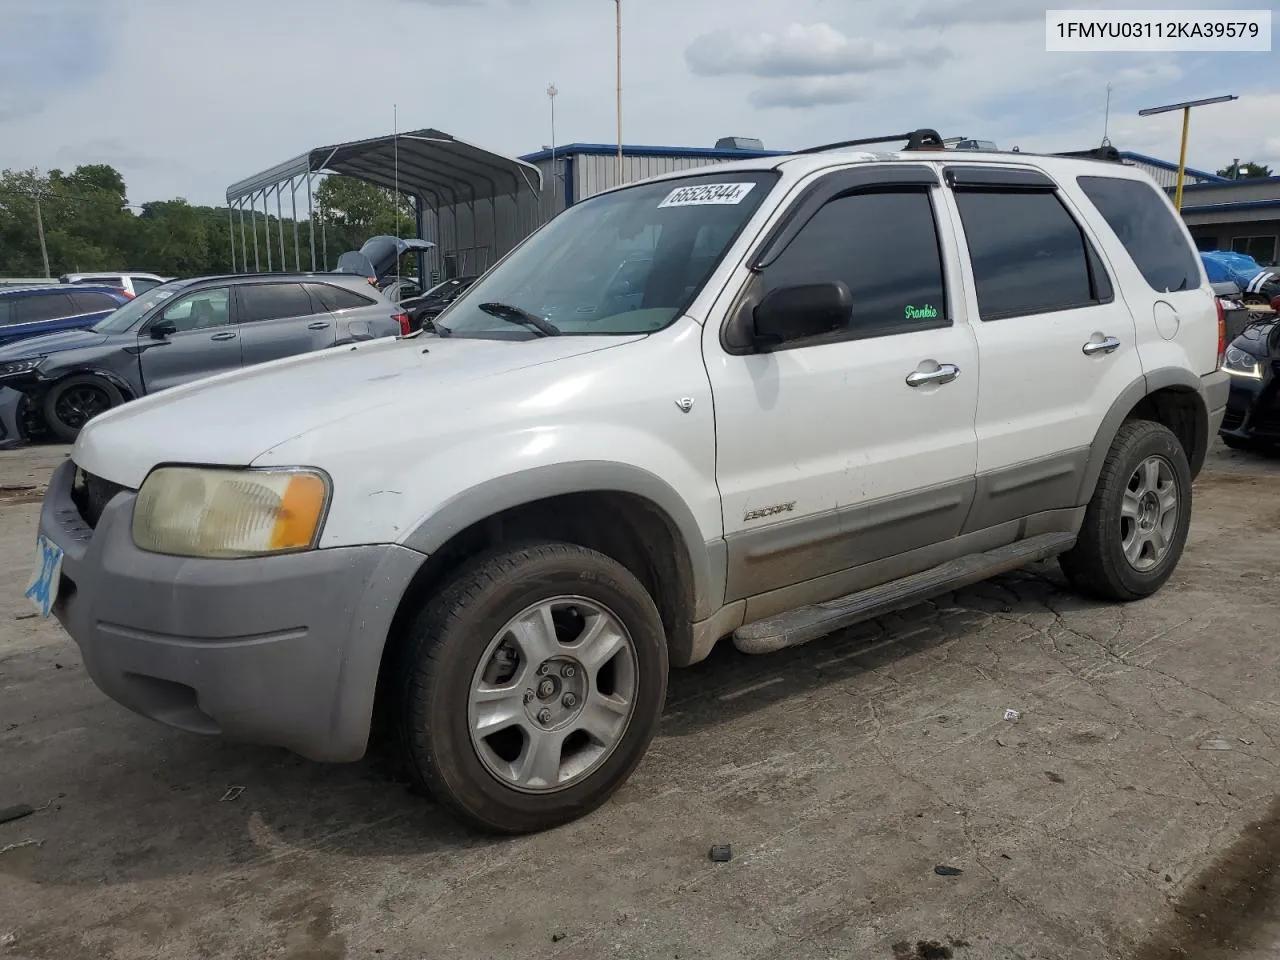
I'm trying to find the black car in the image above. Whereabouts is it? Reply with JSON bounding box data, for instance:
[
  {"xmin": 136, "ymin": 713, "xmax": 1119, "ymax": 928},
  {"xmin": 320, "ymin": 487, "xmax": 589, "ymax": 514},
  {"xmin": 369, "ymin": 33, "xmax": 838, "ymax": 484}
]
[
  {"xmin": 402, "ymin": 276, "xmax": 478, "ymax": 330},
  {"xmin": 1220, "ymin": 295, "xmax": 1280, "ymax": 450}
]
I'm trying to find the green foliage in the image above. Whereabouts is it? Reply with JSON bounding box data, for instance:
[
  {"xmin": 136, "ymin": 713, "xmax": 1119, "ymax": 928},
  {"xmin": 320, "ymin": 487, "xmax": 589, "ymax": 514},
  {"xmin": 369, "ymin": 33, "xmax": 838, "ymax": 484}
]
[
  {"xmin": 1215, "ymin": 161, "xmax": 1274, "ymax": 179},
  {"xmin": 0, "ymin": 166, "xmax": 407, "ymax": 279}
]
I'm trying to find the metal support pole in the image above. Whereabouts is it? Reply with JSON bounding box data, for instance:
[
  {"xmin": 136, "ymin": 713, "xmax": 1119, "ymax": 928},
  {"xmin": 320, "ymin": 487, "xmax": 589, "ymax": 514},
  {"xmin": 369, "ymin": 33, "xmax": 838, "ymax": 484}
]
[
  {"xmin": 291, "ymin": 178, "xmax": 301, "ymax": 272},
  {"xmin": 614, "ymin": 0, "xmax": 623, "ymax": 181},
  {"xmin": 250, "ymin": 197, "xmax": 261, "ymax": 272},
  {"xmin": 276, "ymin": 186, "xmax": 286, "ymax": 271},
  {"xmin": 228, "ymin": 207, "xmax": 236, "ymax": 272},
  {"xmin": 414, "ymin": 194, "xmax": 427, "ymax": 283},
  {"xmin": 306, "ymin": 172, "xmax": 317, "ymax": 271},
  {"xmin": 238, "ymin": 200, "xmax": 248, "ymax": 272},
  {"xmin": 264, "ymin": 191, "xmax": 273, "ymax": 272},
  {"xmin": 1174, "ymin": 106, "xmax": 1190, "ymax": 212}
]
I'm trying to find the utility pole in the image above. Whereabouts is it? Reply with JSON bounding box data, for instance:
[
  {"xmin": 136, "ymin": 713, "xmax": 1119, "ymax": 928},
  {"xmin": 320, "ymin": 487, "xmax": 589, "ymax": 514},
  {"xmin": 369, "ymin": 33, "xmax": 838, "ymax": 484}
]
[
  {"xmin": 33, "ymin": 191, "xmax": 50, "ymax": 279},
  {"xmin": 612, "ymin": 0, "xmax": 623, "ymax": 181},
  {"xmin": 1139, "ymin": 94, "xmax": 1237, "ymax": 212}
]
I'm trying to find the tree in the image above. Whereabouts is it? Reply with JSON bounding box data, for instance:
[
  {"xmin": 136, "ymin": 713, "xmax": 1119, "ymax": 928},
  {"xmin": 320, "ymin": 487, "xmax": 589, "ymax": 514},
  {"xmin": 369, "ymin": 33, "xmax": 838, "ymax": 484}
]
[
  {"xmin": 1216, "ymin": 161, "xmax": 1274, "ymax": 180},
  {"xmin": 315, "ymin": 175, "xmax": 414, "ymax": 261}
]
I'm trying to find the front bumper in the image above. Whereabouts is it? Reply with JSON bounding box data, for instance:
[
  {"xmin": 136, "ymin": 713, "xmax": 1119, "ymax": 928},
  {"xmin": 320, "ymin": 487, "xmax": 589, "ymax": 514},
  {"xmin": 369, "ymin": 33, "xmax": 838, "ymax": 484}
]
[{"xmin": 39, "ymin": 459, "xmax": 424, "ymax": 761}]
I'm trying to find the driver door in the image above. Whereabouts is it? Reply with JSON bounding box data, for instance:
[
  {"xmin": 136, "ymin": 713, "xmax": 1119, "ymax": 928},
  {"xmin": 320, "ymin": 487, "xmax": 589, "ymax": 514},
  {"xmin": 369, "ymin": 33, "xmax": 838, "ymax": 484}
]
[{"xmin": 138, "ymin": 286, "xmax": 241, "ymax": 393}]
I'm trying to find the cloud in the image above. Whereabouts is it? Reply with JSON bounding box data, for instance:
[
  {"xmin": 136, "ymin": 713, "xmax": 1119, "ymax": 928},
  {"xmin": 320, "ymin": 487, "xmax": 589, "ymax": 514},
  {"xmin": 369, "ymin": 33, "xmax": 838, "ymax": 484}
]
[
  {"xmin": 686, "ymin": 23, "xmax": 943, "ymax": 78},
  {"xmin": 0, "ymin": 0, "xmax": 113, "ymax": 121},
  {"xmin": 748, "ymin": 77, "xmax": 868, "ymax": 109},
  {"xmin": 902, "ymin": 0, "xmax": 1057, "ymax": 27}
]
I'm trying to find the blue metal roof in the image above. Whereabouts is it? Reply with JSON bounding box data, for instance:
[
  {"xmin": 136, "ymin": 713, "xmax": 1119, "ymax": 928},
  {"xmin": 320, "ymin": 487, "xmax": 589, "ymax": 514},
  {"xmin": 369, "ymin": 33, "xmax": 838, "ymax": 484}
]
[
  {"xmin": 1181, "ymin": 198, "xmax": 1280, "ymax": 214},
  {"xmin": 519, "ymin": 142, "xmax": 787, "ymax": 164},
  {"xmin": 1117, "ymin": 151, "xmax": 1228, "ymax": 183}
]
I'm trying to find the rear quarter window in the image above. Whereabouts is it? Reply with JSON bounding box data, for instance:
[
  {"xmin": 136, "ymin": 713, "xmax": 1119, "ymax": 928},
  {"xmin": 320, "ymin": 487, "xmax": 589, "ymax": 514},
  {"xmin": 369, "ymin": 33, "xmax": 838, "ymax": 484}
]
[
  {"xmin": 1076, "ymin": 175, "xmax": 1201, "ymax": 293},
  {"xmin": 306, "ymin": 283, "xmax": 376, "ymax": 311}
]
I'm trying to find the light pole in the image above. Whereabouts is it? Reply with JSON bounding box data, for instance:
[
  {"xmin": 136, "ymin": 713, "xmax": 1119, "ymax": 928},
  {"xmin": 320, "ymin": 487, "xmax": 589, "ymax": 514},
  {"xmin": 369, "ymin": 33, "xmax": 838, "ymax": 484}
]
[
  {"xmin": 547, "ymin": 83, "xmax": 558, "ymax": 217},
  {"xmin": 1138, "ymin": 94, "xmax": 1237, "ymax": 211},
  {"xmin": 611, "ymin": 0, "xmax": 622, "ymax": 181}
]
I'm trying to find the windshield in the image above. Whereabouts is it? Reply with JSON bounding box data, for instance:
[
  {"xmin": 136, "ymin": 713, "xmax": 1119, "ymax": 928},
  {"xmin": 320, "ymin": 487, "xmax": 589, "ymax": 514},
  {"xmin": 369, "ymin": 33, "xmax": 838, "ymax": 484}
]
[
  {"xmin": 91, "ymin": 280, "xmax": 187, "ymax": 333},
  {"xmin": 436, "ymin": 172, "xmax": 776, "ymax": 338}
]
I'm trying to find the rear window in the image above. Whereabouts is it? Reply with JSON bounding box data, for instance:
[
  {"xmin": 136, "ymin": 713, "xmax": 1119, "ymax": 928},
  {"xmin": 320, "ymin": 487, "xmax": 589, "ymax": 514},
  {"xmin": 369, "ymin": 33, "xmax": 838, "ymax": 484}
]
[
  {"xmin": 305, "ymin": 283, "xmax": 375, "ymax": 312},
  {"xmin": 70, "ymin": 291, "xmax": 122, "ymax": 313},
  {"xmin": 1076, "ymin": 176, "xmax": 1200, "ymax": 293},
  {"xmin": 130, "ymin": 277, "xmax": 161, "ymax": 293}
]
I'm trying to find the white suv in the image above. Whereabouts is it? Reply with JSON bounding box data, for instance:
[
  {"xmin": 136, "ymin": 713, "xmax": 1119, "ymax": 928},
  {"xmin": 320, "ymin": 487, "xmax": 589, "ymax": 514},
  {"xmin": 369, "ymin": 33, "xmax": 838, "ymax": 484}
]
[{"xmin": 31, "ymin": 133, "xmax": 1228, "ymax": 834}]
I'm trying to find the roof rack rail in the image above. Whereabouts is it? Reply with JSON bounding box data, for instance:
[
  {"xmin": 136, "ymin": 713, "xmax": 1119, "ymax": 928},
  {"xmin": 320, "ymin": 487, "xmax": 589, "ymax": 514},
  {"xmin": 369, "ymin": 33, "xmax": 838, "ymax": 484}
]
[
  {"xmin": 794, "ymin": 128, "xmax": 945, "ymax": 156},
  {"xmin": 1051, "ymin": 145, "xmax": 1122, "ymax": 163}
]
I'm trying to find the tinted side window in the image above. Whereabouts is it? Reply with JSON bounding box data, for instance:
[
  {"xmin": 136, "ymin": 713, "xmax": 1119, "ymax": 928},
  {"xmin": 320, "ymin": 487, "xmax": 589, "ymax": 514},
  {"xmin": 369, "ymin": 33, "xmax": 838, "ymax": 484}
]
[
  {"xmin": 758, "ymin": 189, "xmax": 948, "ymax": 341},
  {"xmin": 238, "ymin": 283, "xmax": 315, "ymax": 323},
  {"xmin": 305, "ymin": 283, "xmax": 375, "ymax": 312},
  {"xmin": 14, "ymin": 292, "xmax": 77, "ymax": 323},
  {"xmin": 0, "ymin": 301, "xmax": 11, "ymax": 326},
  {"xmin": 1077, "ymin": 176, "xmax": 1200, "ymax": 292},
  {"xmin": 131, "ymin": 277, "xmax": 161, "ymax": 293},
  {"xmin": 161, "ymin": 288, "xmax": 231, "ymax": 331},
  {"xmin": 955, "ymin": 191, "xmax": 1101, "ymax": 320},
  {"xmin": 70, "ymin": 291, "xmax": 122, "ymax": 313}
]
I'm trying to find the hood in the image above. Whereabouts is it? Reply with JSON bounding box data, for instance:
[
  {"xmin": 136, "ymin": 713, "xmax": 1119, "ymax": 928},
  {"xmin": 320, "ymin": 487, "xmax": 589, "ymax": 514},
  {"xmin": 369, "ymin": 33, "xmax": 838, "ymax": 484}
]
[
  {"xmin": 0, "ymin": 328, "xmax": 111, "ymax": 361},
  {"xmin": 72, "ymin": 332, "xmax": 644, "ymax": 487},
  {"xmin": 334, "ymin": 236, "xmax": 435, "ymax": 284},
  {"xmin": 1233, "ymin": 316, "xmax": 1279, "ymax": 356}
]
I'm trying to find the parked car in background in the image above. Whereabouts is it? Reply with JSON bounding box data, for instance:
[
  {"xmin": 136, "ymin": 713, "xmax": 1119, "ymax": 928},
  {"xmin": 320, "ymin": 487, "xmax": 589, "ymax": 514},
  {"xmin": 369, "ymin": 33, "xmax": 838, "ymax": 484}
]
[
  {"xmin": 60, "ymin": 272, "xmax": 168, "ymax": 296},
  {"xmin": 0, "ymin": 273, "xmax": 409, "ymax": 441},
  {"xmin": 402, "ymin": 275, "xmax": 478, "ymax": 329},
  {"xmin": 1220, "ymin": 294, "xmax": 1280, "ymax": 451},
  {"xmin": 0, "ymin": 285, "xmax": 133, "ymax": 347},
  {"xmin": 335, "ymin": 236, "xmax": 434, "ymax": 289}
]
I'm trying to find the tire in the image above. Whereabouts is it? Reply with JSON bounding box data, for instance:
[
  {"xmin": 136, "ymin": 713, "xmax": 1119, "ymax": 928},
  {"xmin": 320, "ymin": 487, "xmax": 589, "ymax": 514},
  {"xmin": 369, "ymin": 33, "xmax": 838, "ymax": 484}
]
[
  {"xmin": 1060, "ymin": 420, "xmax": 1192, "ymax": 602},
  {"xmin": 42, "ymin": 375, "xmax": 123, "ymax": 442},
  {"xmin": 396, "ymin": 542, "xmax": 668, "ymax": 834}
]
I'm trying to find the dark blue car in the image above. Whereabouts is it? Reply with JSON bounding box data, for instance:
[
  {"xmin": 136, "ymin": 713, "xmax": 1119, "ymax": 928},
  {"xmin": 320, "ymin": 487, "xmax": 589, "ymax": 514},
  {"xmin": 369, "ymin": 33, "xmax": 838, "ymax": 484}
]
[{"xmin": 0, "ymin": 285, "xmax": 132, "ymax": 347}]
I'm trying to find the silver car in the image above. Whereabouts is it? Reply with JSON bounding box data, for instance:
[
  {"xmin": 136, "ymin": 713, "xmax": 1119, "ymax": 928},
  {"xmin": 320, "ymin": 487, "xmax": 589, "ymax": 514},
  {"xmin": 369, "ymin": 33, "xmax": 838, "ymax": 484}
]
[{"xmin": 0, "ymin": 273, "xmax": 409, "ymax": 442}]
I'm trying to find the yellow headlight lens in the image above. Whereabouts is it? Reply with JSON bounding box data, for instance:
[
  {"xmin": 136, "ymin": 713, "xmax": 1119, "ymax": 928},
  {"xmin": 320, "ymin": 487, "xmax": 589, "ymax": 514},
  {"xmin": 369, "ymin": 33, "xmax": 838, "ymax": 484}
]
[{"xmin": 132, "ymin": 466, "xmax": 329, "ymax": 558}]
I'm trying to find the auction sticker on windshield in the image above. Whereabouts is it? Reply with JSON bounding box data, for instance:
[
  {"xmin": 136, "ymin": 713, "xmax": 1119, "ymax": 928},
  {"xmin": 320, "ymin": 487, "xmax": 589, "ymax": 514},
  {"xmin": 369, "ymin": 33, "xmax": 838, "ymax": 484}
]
[{"xmin": 658, "ymin": 183, "xmax": 757, "ymax": 208}]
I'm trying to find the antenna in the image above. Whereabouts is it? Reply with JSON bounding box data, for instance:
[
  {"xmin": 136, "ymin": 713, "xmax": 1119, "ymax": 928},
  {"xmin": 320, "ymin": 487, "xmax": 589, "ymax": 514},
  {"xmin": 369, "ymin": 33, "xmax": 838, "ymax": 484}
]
[{"xmin": 1102, "ymin": 82, "xmax": 1113, "ymax": 147}]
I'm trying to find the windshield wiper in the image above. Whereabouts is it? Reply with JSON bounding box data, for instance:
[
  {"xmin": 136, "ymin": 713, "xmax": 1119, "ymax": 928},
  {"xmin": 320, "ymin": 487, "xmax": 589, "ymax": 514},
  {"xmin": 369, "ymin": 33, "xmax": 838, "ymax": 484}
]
[{"xmin": 477, "ymin": 302, "xmax": 562, "ymax": 337}]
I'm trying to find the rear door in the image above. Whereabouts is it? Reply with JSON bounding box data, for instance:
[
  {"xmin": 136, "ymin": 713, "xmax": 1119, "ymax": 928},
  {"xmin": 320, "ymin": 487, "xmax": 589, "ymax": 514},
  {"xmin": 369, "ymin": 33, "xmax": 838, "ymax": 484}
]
[
  {"xmin": 137, "ymin": 286, "xmax": 240, "ymax": 392},
  {"xmin": 235, "ymin": 282, "xmax": 337, "ymax": 366},
  {"xmin": 939, "ymin": 165, "xmax": 1141, "ymax": 529}
]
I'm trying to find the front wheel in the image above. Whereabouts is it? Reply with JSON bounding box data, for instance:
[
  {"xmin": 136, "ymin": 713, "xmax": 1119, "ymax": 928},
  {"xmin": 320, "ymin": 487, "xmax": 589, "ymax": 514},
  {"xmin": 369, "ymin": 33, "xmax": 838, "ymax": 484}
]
[
  {"xmin": 396, "ymin": 542, "xmax": 669, "ymax": 834},
  {"xmin": 1060, "ymin": 420, "xmax": 1192, "ymax": 602},
  {"xmin": 42, "ymin": 374, "xmax": 123, "ymax": 442}
]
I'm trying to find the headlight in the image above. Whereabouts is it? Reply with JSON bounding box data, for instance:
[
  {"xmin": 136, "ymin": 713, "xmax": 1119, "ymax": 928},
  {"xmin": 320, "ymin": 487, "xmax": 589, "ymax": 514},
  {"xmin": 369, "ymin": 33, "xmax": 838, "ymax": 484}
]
[
  {"xmin": 132, "ymin": 466, "xmax": 330, "ymax": 558},
  {"xmin": 0, "ymin": 357, "xmax": 44, "ymax": 378},
  {"xmin": 1222, "ymin": 344, "xmax": 1263, "ymax": 380}
]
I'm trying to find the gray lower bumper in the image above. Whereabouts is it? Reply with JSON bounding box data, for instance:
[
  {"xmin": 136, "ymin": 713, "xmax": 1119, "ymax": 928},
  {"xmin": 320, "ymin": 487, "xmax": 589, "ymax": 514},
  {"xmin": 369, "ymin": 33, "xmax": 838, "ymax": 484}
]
[
  {"xmin": 1203, "ymin": 369, "xmax": 1230, "ymax": 435},
  {"xmin": 39, "ymin": 459, "xmax": 424, "ymax": 762}
]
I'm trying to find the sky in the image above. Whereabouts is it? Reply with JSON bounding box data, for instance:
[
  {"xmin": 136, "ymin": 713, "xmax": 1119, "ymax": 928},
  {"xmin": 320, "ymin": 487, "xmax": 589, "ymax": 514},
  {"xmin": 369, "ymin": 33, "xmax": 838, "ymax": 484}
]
[{"xmin": 0, "ymin": 0, "xmax": 1277, "ymax": 207}]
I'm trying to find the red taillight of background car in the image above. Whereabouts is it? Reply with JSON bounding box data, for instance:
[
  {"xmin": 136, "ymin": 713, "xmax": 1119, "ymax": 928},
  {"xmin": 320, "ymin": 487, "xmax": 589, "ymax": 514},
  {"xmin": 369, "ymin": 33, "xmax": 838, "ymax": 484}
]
[
  {"xmin": 394, "ymin": 312, "xmax": 412, "ymax": 336},
  {"xmin": 117, "ymin": 288, "xmax": 135, "ymax": 300},
  {"xmin": 1216, "ymin": 298, "xmax": 1227, "ymax": 369}
]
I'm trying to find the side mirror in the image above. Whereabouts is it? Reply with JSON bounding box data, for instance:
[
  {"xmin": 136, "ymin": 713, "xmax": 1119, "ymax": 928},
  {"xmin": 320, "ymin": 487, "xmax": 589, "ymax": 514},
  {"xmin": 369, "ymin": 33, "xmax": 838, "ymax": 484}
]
[
  {"xmin": 149, "ymin": 320, "xmax": 177, "ymax": 340},
  {"xmin": 752, "ymin": 282, "xmax": 852, "ymax": 347}
]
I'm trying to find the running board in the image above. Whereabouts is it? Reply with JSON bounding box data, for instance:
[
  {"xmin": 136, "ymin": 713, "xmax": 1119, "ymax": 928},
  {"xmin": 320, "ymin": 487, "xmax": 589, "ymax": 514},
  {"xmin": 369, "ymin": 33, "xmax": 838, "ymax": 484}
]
[{"xmin": 732, "ymin": 532, "xmax": 1076, "ymax": 655}]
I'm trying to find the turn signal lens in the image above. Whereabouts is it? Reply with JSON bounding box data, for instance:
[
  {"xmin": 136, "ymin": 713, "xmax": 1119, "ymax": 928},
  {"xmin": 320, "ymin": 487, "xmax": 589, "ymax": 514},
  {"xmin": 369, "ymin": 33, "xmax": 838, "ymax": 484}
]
[{"xmin": 133, "ymin": 466, "xmax": 329, "ymax": 558}]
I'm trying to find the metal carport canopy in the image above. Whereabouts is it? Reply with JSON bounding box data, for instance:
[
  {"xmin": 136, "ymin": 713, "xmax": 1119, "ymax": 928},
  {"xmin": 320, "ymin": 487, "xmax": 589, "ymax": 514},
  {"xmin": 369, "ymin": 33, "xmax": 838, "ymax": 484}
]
[{"xmin": 225, "ymin": 127, "xmax": 543, "ymax": 203}]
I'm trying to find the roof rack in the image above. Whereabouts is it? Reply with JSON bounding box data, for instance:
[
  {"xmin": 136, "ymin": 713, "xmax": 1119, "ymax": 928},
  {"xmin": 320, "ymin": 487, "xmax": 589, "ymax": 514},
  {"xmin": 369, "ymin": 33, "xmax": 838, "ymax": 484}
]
[
  {"xmin": 1050, "ymin": 145, "xmax": 1122, "ymax": 163},
  {"xmin": 794, "ymin": 128, "xmax": 946, "ymax": 156}
]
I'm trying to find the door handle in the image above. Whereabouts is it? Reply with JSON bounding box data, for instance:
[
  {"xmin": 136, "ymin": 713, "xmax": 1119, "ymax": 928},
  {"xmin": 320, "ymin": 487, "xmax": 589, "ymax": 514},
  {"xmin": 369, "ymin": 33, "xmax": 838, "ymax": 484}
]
[
  {"xmin": 307, "ymin": 321, "xmax": 331, "ymax": 330},
  {"xmin": 209, "ymin": 331, "xmax": 237, "ymax": 341},
  {"xmin": 905, "ymin": 363, "xmax": 960, "ymax": 387},
  {"xmin": 1082, "ymin": 335, "xmax": 1121, "ymax": 356}
]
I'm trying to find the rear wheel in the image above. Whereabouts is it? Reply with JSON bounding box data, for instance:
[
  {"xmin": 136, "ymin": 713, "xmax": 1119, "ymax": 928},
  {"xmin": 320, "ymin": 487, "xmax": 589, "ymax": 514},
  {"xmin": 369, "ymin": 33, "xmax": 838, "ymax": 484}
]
[
  {"xmin": 396, "ymin": 542, "xmax": 668, "ymax": 834},
  {"xmin": 1060, "ymin": 420, "xmax": 1192, "ymax": 602},
  {"xmin": 42, "ymin": 375, "xmax": 123, "ymax": 442}
]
